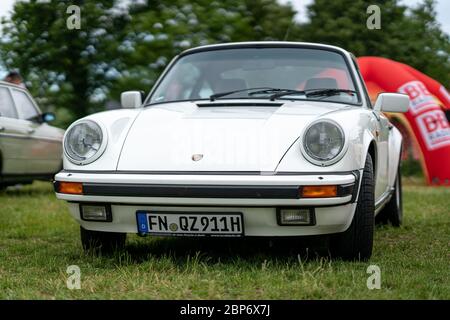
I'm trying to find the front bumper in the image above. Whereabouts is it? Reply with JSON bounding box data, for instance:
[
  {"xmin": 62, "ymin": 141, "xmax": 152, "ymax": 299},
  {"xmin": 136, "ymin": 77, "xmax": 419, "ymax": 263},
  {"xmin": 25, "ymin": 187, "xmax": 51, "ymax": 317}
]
[{"xmin": 54, "ymin": 171, "xmax": 361, "ymax": 236}]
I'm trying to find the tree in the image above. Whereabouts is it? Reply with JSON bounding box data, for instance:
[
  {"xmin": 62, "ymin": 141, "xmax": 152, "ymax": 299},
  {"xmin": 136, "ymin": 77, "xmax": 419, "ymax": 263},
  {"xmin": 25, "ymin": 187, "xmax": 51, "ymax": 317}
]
[
  {"xmin": 1, "ymin": 0, "xmax": 299, "ymax": 125},
  {"xmin": 404, "ymin": 0, "xmax": 450, "ymax": 86},
  {"xmin": 2, "ymin": 0, "xmax": 447, "ymax": 128},
  {"xmin": 108, "ymin": 0, "xmax": 300, "ymax": 100},
  {"xmin": 0, "ymin": 0, "xmax": 128, "ymax": 126},
  {"xmin": 301, "ymin": 0, "xmax": 450, "ymax": 86}
]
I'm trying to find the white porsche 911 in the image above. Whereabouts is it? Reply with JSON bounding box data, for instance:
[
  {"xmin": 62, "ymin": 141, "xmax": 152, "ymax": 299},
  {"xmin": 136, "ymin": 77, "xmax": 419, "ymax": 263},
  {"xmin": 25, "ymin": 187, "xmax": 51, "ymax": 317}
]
[{"xmin": 54, "ymin": 42, "xmax": 409, "ymax": 260}]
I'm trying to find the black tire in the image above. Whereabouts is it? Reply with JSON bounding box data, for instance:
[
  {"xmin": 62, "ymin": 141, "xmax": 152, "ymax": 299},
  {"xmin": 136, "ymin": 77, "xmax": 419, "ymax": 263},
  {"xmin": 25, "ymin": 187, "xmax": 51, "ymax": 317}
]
[
  {"xmin": 80, "ymin": 226, "xmax": 126, "ymax": 253},
  {"xmin": 376, "ymin": 164, "xmax": 403, "ymax": 227},
  {"xmin": 330, "ymin": 153, "xmax": 375, "ymax": 261}
]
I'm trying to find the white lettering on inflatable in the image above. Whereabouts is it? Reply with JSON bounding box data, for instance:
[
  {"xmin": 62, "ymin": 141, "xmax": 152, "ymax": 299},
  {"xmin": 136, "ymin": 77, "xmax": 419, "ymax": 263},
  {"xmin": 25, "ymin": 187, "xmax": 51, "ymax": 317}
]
[
  {"xmin": 416, "ymin": 109, "xmax": 450, "ymax": 150},
  {"xmin": 398, "ymin": 81, "xmax": 436, "ymax": 115}
]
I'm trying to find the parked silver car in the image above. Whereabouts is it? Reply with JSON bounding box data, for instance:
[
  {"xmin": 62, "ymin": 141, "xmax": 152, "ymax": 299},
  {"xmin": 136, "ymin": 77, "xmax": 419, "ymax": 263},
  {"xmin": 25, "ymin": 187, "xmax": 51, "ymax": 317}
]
[{"xmin": 0, "ymin": 81, "xmax": 64, "ymax": 189}]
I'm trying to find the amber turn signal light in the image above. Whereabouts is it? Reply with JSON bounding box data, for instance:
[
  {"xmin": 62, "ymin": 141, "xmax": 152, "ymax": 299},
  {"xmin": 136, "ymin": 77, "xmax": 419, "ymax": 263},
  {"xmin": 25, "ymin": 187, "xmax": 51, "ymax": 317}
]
[
  {"xmin": 57, "ymin": 182, "xmax": 83, "ymax": 195},
  {"xmin": 301, "ymin": 185, "xmax": 337, "ymax": 198}
]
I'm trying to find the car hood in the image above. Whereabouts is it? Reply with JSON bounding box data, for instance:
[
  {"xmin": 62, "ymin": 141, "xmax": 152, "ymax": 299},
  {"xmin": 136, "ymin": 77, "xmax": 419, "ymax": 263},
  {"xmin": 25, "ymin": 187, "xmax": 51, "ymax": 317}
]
[{"xmin": 117, "ymin": 100, "xmax": 352, "ymax": 172}]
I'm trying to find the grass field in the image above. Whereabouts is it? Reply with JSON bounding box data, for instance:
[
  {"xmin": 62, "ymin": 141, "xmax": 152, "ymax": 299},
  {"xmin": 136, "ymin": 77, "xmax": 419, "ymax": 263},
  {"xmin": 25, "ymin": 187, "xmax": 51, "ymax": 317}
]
[{"xmin": 0, "ymin": 179, "xmax": 449, "ymax": 299}]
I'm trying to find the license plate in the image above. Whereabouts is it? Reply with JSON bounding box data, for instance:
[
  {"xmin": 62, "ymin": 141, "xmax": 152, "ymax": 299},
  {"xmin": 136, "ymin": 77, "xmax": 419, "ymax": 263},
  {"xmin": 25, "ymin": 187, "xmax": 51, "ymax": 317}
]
[{"xmin": 136, "ymin": 211, "xmax": 244, "ymax": 237}]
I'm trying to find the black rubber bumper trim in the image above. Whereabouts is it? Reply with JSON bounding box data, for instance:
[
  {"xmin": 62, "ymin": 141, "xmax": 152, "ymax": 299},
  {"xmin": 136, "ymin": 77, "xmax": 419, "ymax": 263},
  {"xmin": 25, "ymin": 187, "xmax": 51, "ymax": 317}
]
[
  {"xmin": 54, "ymin": 171, "xmax": 359, "ymax": 200},
  {"xmin": 81, "ymin": 183, "xmax": 302, "ymax": 199}
]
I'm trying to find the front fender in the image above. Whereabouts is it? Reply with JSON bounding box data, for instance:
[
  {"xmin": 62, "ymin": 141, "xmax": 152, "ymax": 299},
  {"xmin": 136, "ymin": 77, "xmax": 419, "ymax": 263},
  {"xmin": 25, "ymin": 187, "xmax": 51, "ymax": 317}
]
[
  {"xmin": 62, "ymin": 109, "xmax": 141, "ymax": 171},
  {"xmin": 276, "ymin": 109, "xmax": 377, "ymax": 173},
  {"xmin": 361, "ymin": 128, "xmax": 377, "ymax": 168}
]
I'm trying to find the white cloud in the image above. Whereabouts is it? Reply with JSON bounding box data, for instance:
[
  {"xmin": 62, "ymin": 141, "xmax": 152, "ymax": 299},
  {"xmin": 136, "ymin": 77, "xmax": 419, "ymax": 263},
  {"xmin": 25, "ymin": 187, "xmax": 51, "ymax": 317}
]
[{"xmin": 0, "ymin": 0, "xmax": 16, "ymax": 21}]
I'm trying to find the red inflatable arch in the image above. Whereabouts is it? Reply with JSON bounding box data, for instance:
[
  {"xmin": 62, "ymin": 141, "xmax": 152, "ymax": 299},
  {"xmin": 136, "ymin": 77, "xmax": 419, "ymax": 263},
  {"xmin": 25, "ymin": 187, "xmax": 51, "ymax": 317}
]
[{"xmin": 357, "ymin": 57, "xmax": 450, "ymax": 185}]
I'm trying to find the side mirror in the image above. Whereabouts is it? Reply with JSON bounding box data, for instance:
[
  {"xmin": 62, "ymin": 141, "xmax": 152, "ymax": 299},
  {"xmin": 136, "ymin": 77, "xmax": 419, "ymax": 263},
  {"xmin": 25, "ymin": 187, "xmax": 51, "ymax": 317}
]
[
  {"xmin": 41, "ymin": 112, "xmax": 56, "ymax": 123},
  {"xmin": 121, "ymin": 91, "xmax": 143, "ymax": 109},
  {"xmin": 374, "ymin": 93, "xmax": 410, "ymax": 113}
]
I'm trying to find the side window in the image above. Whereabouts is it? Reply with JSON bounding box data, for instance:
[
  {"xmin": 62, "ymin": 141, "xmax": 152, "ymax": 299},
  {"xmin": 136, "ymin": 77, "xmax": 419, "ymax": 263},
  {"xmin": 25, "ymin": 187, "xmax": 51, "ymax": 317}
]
[
  {"xmin": 0, "ymin": 87, "xmax": 17, "ymax": 118},
  {"xmin": 11, "ymin": 89, "xmax": 39, "ymax": 120}
]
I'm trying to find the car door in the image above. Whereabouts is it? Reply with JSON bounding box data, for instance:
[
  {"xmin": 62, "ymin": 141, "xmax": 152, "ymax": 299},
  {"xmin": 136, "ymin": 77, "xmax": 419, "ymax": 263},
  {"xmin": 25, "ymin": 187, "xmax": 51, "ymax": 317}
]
[
  {"xmin": 0, "ymin": 85, "xmax": 31, "ymax": 175},
  {"xmin": 10, "ymin": 88, "xmax": 61, "ymax": 174}
]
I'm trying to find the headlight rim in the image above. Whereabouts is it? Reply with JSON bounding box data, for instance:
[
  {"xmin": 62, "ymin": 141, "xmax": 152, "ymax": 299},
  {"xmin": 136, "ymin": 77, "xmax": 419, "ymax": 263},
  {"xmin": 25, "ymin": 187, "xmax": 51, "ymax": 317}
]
[
  {"xmin": 63, "ymin": 119, "xmax": 108, "ymax": 166},
  {"xmin": 300, "ymin": 119, "xmax": 347, "ymax": 167}
]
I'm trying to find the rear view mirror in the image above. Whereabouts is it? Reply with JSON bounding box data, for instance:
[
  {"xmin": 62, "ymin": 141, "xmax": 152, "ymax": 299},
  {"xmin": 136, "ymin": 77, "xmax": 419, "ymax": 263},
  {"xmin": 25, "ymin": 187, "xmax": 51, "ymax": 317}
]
[
  {"xmin": 374, "ymin": 93, "xmax": 410, "ymax": 113},
  {"xmin": 121, "ymin": 91, "xmax": 143, "ymax": 109},
  {"xmin": 42, "ymin": 112, "xmax": 56, "ymax": 123}
]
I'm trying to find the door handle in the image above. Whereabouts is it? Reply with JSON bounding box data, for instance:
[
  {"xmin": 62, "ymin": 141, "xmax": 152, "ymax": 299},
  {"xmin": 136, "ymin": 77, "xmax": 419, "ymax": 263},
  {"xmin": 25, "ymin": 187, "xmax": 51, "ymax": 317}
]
[
  {"xmin": 27, "ymin": 128, "xmax": 35, "ymax": 134},
  {"xmin": 0, "ymin": 126, "xmax": 4, "ymax": 132}
]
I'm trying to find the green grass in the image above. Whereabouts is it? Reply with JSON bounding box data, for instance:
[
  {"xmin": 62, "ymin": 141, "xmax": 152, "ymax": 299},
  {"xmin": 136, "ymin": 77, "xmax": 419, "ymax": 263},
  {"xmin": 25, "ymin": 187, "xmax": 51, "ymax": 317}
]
[{"xmin": 0, "ymin": 181, "xmax": 449, "ymax": 299}]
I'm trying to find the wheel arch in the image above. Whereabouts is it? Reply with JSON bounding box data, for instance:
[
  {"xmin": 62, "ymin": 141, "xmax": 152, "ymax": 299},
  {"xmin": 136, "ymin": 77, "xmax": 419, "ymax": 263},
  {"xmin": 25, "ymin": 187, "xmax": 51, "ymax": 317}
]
[
  {"xmin": 361, "ymin": 128, "xmax": 377, "ymax": 178},
  {"xmin": 367, "ymin": 140, "xmax": 377, "ymax": 181}
]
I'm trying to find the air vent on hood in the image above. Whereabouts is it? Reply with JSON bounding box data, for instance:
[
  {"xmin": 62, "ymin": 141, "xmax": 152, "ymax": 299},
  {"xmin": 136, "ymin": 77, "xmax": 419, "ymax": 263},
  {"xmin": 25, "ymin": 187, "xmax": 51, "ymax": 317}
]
[{"xmin": 197, "ymin": 102, "xmax": 283, "ymax": 108}]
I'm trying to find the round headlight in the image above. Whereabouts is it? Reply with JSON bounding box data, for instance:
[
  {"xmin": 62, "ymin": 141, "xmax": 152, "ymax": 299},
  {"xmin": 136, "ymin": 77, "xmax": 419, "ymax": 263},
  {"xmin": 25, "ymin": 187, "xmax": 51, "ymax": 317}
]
[
  {"xmin": 302, "ymin": 120, "xmax": 345, "ymax": 165},
  {"xmin": 64, "ymin": 120, "xmax": 106, "ymax": 165}
]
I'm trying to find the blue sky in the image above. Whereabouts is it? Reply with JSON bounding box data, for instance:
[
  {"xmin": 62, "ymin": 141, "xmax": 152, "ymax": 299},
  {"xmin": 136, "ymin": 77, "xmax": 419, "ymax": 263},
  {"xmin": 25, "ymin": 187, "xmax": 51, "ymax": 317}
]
[{"xmin": 1, "ymin": 0, "xmax": 449, "ymax": 35}]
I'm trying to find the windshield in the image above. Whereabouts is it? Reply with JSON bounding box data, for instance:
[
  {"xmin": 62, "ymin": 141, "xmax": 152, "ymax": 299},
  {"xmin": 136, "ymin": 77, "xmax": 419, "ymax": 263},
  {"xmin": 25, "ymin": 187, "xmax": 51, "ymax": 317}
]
[{"xmin": 149, "ymin": 47, "xmax": 361, "ymax": 105}]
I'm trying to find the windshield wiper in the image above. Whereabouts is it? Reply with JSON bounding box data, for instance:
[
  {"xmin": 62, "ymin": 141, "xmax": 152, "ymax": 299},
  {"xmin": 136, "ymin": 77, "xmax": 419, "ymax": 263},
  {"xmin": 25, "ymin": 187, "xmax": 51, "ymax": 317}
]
[
  {"xmin": 267, "ymin": 89, "xmax": 306, "ymax": 101},
  {"xmin": 248, "ymin": 88, "xmax": 301, "ymax": 97},
  {"xmin": 306, "ymin": 88, "xmax": 357, "ymax": 98},
  {"xmin": 197, "ymin": 87, "xmax": 358, "ymax": 103},
  {"xmin": 209, "ymin": 87, "xmax": 275, "ymax": 101},
  {"xmin": 268, "ymin": 88, "xmax": 357, "ymax": 101}
]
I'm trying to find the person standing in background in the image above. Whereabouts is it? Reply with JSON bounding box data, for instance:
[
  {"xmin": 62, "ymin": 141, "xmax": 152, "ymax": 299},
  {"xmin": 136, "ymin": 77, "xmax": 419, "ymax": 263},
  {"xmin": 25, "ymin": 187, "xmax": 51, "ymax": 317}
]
[{"xmin": 3, "ymin": 71, "xmax": 26, "ymax": 89}]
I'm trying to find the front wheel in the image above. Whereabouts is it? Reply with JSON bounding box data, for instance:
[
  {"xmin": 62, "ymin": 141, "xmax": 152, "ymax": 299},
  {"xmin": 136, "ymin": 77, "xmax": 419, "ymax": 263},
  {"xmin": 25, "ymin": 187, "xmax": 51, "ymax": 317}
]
[
  {"xmin": 330, "ymin": 153, "xmax": 375, "ymax": 261},
  {"xmin": 80, "ymin": 226, "xmax": 126, "ymax": 253}
]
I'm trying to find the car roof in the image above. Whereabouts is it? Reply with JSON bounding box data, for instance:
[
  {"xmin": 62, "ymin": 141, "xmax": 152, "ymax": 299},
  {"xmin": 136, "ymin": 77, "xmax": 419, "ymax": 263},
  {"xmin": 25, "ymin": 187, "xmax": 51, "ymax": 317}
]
[
  {"xmin": 0, "ymin": 80, "xmax": 26, "ymax": 90},
  {"xmin": 179, "ymin": 41, "xmax": 352, "ymax": 57}
]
